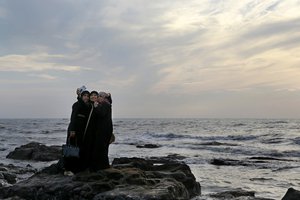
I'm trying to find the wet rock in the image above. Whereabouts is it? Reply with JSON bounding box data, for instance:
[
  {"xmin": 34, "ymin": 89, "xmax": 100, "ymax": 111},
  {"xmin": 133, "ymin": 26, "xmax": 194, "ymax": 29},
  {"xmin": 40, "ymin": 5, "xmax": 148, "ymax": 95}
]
[
  {"xmin": 210, "ymin": 157, "xmax": 281, "ymax": 167},
  {"xmin": 210, "ymin": 158, "xmax": 251, "ymax": 166},
  {"xmin": 112, "ymin": 157, "xmax": 154, "ymax": 170},
  {"xmin": 0, "ymin": 157, "xmax": 201, "ymax": 200},
  {"xmin": 0, "ymin": 166, "xmax": 8, "ymax": 171},
  {"xmin": 0, "ymin": 163, "xmax": 36, "ymax": 187},
  {"xmin": 210, "ymin": 189, "xmax": 255, "ymax": 198},
  {"xmin": 108, "ymin": 157, "xmax": 200, "ymax": 198},
  {"xmin": 200, "ymin": 141, "xmax": 238, "ymax": 146},
  {"xmin": 0, "ymin": 163, "xmax": 36, "ymax": 175},
  {"xmin": 94, "ymin": 179, "xmax": 189, "ymax": 200},
  {"xmin": 282, "ymin": 188, "xmax": 300, "ymax": 200},
  {"xmin": 2, "ymin": 172, "xmax": 17, "ymax": 184},
  {"xmin": 6, "ymin": 142, "xmax": 61, "ymax": 161},
  {"xmin": 149, "ymin": 154, "xmax": 187, "ymax": 164},
  {"xmin": 136, "ymin": 144, "xmax": 161, "ymax": 148},
  {"xmin": 210, "ymin": 157, "xmax": 297, "ymax": 170}
]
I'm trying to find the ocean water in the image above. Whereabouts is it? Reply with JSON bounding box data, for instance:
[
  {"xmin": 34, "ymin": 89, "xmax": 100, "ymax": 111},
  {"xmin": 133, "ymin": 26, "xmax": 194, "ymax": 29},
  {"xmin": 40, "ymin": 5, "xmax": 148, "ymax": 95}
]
[{"xmin": 0, "ymin": 118, "xmax": 299, "ymax": 199}]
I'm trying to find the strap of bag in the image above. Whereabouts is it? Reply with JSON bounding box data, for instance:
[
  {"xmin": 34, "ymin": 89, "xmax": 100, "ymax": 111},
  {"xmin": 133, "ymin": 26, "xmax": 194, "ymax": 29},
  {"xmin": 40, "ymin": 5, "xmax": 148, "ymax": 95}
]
[{"xmin": 83, "ymin": 104, "xmax": 94, "ymax": 139}]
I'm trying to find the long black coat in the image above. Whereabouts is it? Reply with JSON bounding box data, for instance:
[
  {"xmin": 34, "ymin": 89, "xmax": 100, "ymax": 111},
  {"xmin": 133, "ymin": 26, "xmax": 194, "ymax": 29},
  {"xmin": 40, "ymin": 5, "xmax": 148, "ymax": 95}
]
[
  {"xmin": 82, "ymin": 101, "xmax": 113, "ymax": 171},
  {"xmin": 65, "ymin": 99, "xmax": 92, "ymax": 173},
  {"xmin": 67, "ymin": 99, "xmax": 92, "ymax": 149}
]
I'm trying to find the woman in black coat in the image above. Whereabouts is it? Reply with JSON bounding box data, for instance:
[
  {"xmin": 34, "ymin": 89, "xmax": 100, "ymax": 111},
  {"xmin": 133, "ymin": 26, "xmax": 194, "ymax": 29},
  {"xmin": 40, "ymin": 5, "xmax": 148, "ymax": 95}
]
[
  {"xmin": 66, "ymin": 90, "xmax": 92, "ymax": 173},
  {"xmin": 83, "ymin": 92, "xmax": 113, "ymax": 171}
]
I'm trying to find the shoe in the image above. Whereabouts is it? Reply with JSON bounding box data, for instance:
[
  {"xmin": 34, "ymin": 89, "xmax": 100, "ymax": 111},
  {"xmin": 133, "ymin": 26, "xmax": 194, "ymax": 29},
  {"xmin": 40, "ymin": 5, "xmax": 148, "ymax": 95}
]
[{"xmin": 64, "ymin": 171, "xmax": 74, "ymax": 176}]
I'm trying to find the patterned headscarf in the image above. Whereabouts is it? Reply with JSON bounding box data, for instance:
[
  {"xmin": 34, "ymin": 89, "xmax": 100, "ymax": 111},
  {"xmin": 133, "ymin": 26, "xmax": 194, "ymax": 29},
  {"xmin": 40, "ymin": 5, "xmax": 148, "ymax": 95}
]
[{"xmin": 98, "ymin": 91, "xmax": 112, "ymax": 104}]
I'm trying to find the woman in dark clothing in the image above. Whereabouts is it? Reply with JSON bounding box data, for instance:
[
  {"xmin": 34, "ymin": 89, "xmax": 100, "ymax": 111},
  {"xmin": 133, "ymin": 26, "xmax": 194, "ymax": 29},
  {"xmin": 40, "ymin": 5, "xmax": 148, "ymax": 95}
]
[
  {"xmin": 65, "ymin": 90, "xmax": 92, "ymax": 173},
  {"xmin": 67, "ymin": 90, "xmax": 91, "ymax": 145},
  {"xmin": 83, "ymin": 92, "xmax": 113, "ymax": 171}
]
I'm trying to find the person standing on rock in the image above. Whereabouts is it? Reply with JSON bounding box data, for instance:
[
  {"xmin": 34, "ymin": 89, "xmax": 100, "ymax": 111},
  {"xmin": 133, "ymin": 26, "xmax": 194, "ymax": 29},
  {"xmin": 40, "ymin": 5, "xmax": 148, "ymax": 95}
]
[
  {"xmin": 65, "ymin": 87, "xmax": 92, "ymax": 173},
  {"xmin": 82, "ymin": 91, "xmax": 113, "ymax": 171}
]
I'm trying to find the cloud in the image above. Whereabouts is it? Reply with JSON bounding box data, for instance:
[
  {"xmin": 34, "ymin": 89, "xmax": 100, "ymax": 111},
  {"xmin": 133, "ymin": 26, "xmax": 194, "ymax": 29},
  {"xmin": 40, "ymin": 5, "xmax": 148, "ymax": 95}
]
[
  {"xmin": 0, "ymin": 53, "xmax": 85, "ymax": 72},
  {"xmin": 143, "ymin": 0, "xmax": 300, "ymax": 95},
  {"xmin": 91, "ymin": 76, "xmax": 137, "ymax": 93},
  {"xmin": 29, "ymin": 73, "xmax": 57, "ymax": 80},
  {"xmin": 1, "ymin": 0, "xmax": 300, "ymax": 118},
  {"xmin": 241, "ymin": 17, "xmax": 300, "ymax": 40}
]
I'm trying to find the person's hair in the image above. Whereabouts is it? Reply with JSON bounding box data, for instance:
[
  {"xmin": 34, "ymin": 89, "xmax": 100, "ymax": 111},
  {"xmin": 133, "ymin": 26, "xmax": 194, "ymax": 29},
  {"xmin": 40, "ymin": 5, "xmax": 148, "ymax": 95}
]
[{"xmin": 90, "ymin": 91, "xmax": 99, "ymax": 96}]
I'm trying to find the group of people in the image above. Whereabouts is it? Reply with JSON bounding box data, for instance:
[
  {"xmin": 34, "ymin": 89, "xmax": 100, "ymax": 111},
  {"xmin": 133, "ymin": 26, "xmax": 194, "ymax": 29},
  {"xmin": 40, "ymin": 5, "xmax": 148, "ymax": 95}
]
[{"xmin": 64, "ymin": 86, "xmax": 113, "ymax": 173}]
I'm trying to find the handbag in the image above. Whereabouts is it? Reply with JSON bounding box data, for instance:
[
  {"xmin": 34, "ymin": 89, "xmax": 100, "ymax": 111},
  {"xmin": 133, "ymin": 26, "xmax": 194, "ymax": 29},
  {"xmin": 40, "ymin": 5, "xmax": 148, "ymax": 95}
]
[
  {"xmin": 62, "ymin": 138, "xmax": 80, "ymax": 158},
  {"xmin": 62, "ymin": 144, "xmax": 80, "ymax": 158}
]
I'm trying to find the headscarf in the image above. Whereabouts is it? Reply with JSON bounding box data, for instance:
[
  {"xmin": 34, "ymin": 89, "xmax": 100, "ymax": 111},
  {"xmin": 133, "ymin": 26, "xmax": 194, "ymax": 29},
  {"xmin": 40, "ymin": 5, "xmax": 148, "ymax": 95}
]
[
  {"xmin": 98, "ymin": 91, "xmax": 112, "ymax": 104},
  {"xmin": 80, "ymin": 90, "xmax": 90, "ymax": 96}
]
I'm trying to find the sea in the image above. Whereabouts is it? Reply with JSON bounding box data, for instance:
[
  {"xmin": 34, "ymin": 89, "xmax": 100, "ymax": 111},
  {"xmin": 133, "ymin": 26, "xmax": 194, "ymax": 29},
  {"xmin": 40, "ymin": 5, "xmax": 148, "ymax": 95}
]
[{"xmin": 0, "ymin": 118, "xmax": 299, "ymax": 199}]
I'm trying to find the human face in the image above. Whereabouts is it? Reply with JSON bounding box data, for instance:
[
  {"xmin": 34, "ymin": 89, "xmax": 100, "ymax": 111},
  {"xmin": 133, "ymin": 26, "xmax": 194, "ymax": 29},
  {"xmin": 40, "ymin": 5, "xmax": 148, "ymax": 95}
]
[
  {"xmin": 82, "ymin": 94, "xmax": 90, "ymax": 103},
  {"xmin": 97, "ymin": 96, "xmax": 105, "ymax": 102},
  {"xmin": 90, "ymin": 93, "xmax": 98, "ymax": 102}
]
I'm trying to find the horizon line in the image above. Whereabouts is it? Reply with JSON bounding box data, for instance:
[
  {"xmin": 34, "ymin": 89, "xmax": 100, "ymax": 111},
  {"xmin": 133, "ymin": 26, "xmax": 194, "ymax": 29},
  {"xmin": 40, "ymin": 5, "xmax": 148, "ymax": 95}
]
[{"xmin": 0, "ymin": 117, "xmax": 299, "ymax": 120}]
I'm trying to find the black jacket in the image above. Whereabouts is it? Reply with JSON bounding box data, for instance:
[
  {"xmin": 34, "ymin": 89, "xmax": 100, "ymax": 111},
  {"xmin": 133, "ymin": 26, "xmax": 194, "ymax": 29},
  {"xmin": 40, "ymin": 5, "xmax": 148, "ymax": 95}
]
[
  {"xmin": 82, "ymin": 101, "xmax": 113, "ymax": 171},
  {"xmin": 67, "ymin": 99, "xmax": 92, "ymax": 147}
]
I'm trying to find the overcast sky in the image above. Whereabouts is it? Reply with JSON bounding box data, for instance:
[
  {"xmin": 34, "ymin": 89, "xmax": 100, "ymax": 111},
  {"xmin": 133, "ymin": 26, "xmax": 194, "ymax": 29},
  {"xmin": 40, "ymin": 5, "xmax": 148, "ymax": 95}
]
[{"xmin": 1, "ymin": 0, "xmax": 300, "ymax": 118}]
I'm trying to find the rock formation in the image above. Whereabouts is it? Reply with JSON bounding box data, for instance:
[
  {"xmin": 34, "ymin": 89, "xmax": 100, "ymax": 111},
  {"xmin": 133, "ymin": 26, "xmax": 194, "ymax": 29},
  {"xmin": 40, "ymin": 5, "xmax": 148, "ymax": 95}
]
[
  {"xmin": 0, "ymin": 157, "xmax": 201, "ymax": 200},
  {"xmin": 6, "ymin": 142, "xmax": 61, "ymax": 162}
]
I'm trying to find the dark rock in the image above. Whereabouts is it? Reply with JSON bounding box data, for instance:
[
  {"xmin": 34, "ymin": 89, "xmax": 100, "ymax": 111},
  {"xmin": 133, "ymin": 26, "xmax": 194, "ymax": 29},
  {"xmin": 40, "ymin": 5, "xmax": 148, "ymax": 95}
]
[
  {"xmin": 94, "ymin": 179, "xmax": 189, "ymax": 200},
  {"xmin": 136, "ymin": 144, "xmax": 161, "ymax": 148},
  {"xmin": 112, "ymin": 157, "xmax": 154, "ymax": 171},
  {"xmin": 6, "ymin": 142, "xmax": 61, "ymax": 161},
  {"xmin": 2, "ymin": 172, "xmax": 17, "ymax": 184},
  {"xmin": 0, "ymin": 163, "xmax": 36, "ymax": 187},
  {"xmin": 210, "ymin": 189, "xmax": 255, "ymax": 198},
  {"xmin": 282, "ymin": 188, "xmax": 300, "ymax": 200},
  {"xmin": 210, "ymin": 157, "xmax": 280, "ymax": 167},
  {"xmin": 0, "ymin": 166, "xmax": 8, "ymax": 171},
  {"xmin": 191, "ymin": 189, "xmax": 274, "ymax": 200},
  {"xmin": 165, "ymin": 153, "xmax": 186, "ymax": 160},
  {"xmin": 150, "ymin": 154, "xmax": 186, "ymax": 163},
  {"xmin": 0, "ymin": 157, "xmax": 201, "ymax": 200},
  {"xmin": 0, "ymin": 163, "xmax": 36, "ymax": 175},
  {"xmin": 210, "ymin": 158, "xmax": 251, "ymax": 166},
  {"xmin": 210, "ymin": 156, "xmax": 297, "ymax": 170},
  {"xmin": 200, "ymin": 141, "xmax": 238, "ymax": 146},
  {"xmin": 38, "ymin": 162, "xmax": 63, "ymax": 175}
]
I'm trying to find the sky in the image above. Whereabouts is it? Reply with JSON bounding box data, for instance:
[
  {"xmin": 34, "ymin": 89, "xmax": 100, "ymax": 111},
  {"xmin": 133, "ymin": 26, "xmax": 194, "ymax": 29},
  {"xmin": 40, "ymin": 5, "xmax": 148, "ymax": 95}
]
[{"xmin": 1, "ymin": 0, "xmax": 300, "ymax": 118}]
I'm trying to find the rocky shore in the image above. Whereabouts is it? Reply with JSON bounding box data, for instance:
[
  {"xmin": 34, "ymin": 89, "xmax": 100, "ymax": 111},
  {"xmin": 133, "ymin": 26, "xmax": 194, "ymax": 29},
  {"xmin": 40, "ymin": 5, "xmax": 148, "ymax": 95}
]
[
  {"xmin": 1, "ymin": 158, "xmax": 200, "ymax": 199},
  {"xmin": 1, "ymin": 142, "xmax": 299, "ymax": 200}
]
